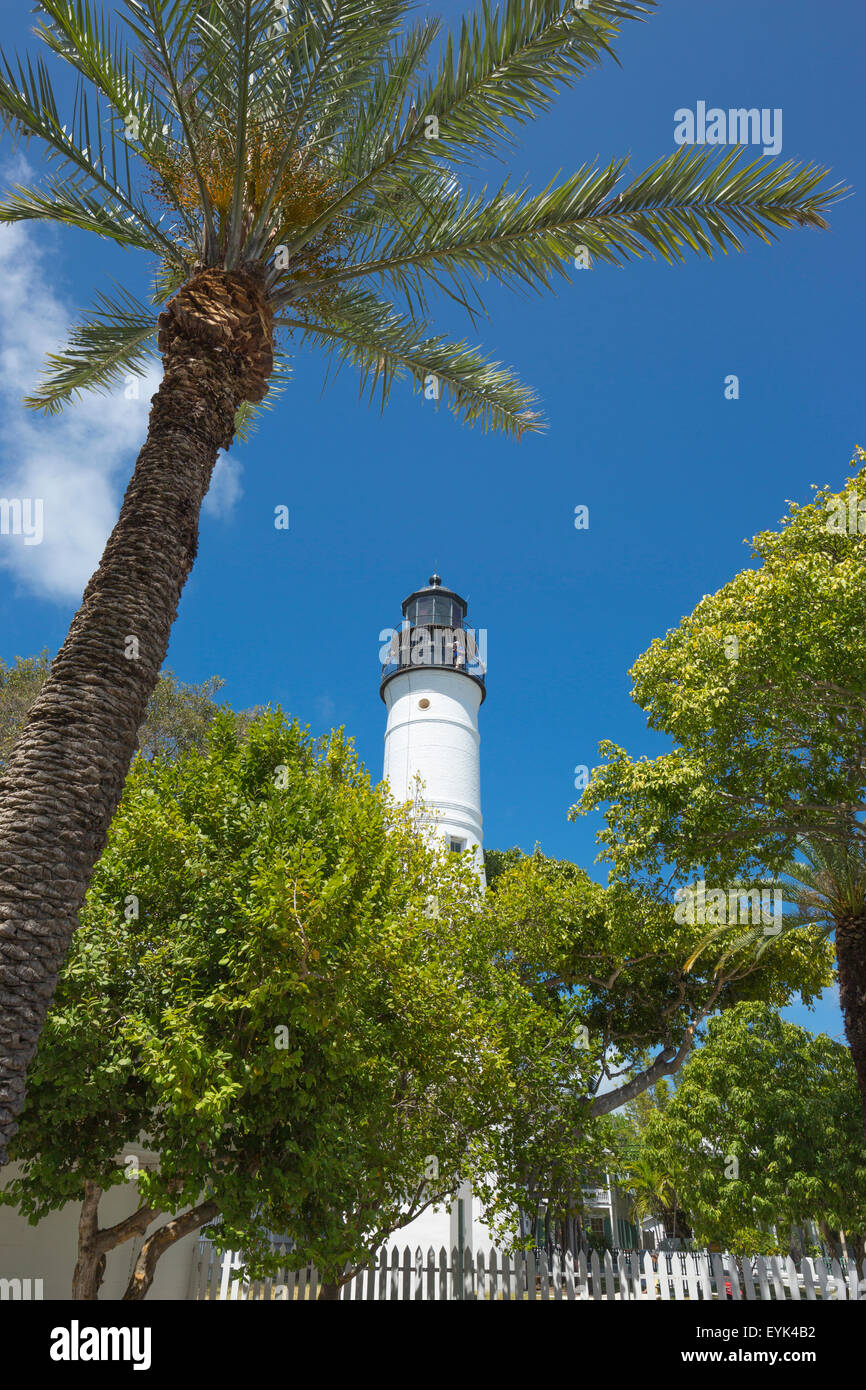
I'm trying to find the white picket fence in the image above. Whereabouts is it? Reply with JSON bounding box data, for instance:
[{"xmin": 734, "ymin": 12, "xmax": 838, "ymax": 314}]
[{"xmin": 192, "ymin": 1243, "xmax": 866, "ymax": 1301}]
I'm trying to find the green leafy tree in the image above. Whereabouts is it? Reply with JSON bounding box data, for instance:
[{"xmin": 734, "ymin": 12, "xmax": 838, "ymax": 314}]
[
  {"xmin": 576, "ymin": 451, "xmax": 866, "ymax": 1127},
  {"xmin": 486, "ymin": 849, "xmax": 832, "ymax": 1119},
  {"xmin": 0, "ymin": 653, "xmax": 249, "ymax": 768},
  {"xmin": 606, "ymin": 1078, "xmax": 692, "ymax": 1243},
  {"xmin": 637, "ymin": 1003, "xmax": 866, "ymax": 1258},
  {"xmin": 2, "ymin": 711, "xmax": 594, "ymax": 1299},
  {"xmin": 0, "ymin": 0, "xmax": 846, "ymax": 1162}
]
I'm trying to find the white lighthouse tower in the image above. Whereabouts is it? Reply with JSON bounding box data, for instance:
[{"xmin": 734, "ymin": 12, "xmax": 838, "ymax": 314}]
[
  {"xmin": 380, "ymin": 574, "xmax": 493, "ymax": 1259},
  {"xmin": 380, "ymin": 573, "xmax": 486, "ymax": 875}
]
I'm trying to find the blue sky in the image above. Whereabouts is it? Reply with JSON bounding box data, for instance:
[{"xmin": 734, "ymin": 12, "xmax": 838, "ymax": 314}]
[{"xmin": 0, "ymin": 0, "xmax": 862, "ymax": 1040}]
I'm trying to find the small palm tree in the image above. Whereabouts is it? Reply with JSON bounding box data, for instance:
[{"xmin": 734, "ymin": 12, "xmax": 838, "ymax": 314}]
[
  {"xmin": 623, "ymin": 1152, "xmax": 689, "ymax": 1244},
  {"xmin": 685, "ymin": 835, "xmax": 866, "ymax": 1134},
  {"xmin": 0, "ymin": 0, "xmax": 846, "ymax": 1162}
]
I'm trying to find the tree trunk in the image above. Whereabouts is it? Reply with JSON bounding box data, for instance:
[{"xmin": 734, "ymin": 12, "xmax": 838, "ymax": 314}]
[
  {"xmin": 0, "ymin": 269, "xmax": 272, "ymax": 1165},
  {"xmin": 318, "ymin": 1281, "xmax": 340, "ymax": 1301},
  {"xmin": 834, "ymin": 913, "xmax": 866, "ymax": 1135},
  {"xmin": 71, "ymin": 1178, "xmax": 156, "ymax": 1299},
  {"xmin": 123, "ymin": 1199, "xmax": 219, "ymax": 1300},
  {"xmin": 819, "ymin": 1218, "xmax": 844, "ymax": 1259},
  {"xmin": 72, "ymin": 1181, "xmax": 108, "ymax": 1301}
]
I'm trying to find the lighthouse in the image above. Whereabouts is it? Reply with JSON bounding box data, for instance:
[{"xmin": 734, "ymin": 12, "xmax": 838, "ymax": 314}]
[
  {"xmin": 380, "ymin": 574, "xmax": 486, "ymax": 874},
  {"xmin": 380, "ymin": 574, "xmax": 493, "ymax": 1259}
]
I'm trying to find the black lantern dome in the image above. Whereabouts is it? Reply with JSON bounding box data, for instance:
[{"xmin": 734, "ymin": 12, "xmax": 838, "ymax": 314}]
[
  {"xmin": 401, "ymin": 573, "xmax": 467, "ymax": 630},
  {"xmin": 380, "ymin": 574, "xmax": 485, "ymax": 701}
]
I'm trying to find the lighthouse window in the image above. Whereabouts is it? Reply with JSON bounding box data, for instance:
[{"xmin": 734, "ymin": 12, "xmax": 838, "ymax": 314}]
[
  {"xmin": 406, "ymin": 595, "xmax": 464, "ymax": 628},
  {"xmin": 449, "ymin": 837, "xmax": 465, "ymax": 853}
]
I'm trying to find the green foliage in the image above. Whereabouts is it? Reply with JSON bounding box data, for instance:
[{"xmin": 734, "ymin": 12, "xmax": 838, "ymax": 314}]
[
  {"xmin": 0, "ymin": 654, "xmax": 249, "ymax": 769},
  {"xmin": 485, "ymin": 849, "xmax": 832, "ymax": 1075},
  {"xmin": 2, "ymin": 712, "xmax": 595, "ymax": 1279},
  {"xmin": 638, "ymin": 1004, "xmax": 866, "ymax": 1254},
  {"xmin": 577, "ymin": 450, "xmax": 866, "ymax": 888},
  {"xmin": 0, "ymin": 651, "xmax": 53, "ymax": 768}
]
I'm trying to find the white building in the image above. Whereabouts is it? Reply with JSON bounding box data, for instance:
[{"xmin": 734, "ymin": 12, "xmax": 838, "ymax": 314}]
[{"xmin": 379, "ymin": 574, "xmax": 496, "ymax": 1256}]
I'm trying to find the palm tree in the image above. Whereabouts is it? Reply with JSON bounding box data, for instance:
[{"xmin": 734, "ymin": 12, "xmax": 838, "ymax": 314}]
[
  {"xmin": 0, "ymin": 0, "xmax": 846, "ymax": 1163},
  {"xmin": 623, "ymin": 1152, "xmax": 690, "ymax": 1245},
  {"xmin": 685, "ymin": 836, "xmax": 866, "ymax": 1134}
]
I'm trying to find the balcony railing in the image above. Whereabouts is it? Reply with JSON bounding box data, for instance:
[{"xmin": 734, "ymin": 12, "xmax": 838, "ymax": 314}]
[{"xmin": 380, "ymin": 624, "xmax": 486, "ymax": 691}]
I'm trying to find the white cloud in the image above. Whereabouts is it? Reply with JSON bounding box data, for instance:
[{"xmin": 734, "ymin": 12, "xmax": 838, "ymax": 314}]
[
  {"xmin": 0, "ymin": 220, "xmax": 240, "ymax": 604},
  {"xmin": 203, "ymin": 452, "xmax": 243, "ymax": 519}
]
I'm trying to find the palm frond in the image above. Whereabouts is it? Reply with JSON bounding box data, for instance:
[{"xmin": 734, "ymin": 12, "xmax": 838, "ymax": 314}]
[
  {"xmin": 277, "ymin": 288, "xmax": 542, "ymax": 437},
  {"xmin": 278, "ymin": 161, "xmax": 628, "ymax": 310},
  {"xmin": 585, "ymin": 147, "xmax": 846, "ymax": 262},
  {"xmin": 0, "ymin": 49, "xmax": 184, "ymax": 264},
  {"xmin": 232, "ymin": 354, "xmax": 293, "ymax": 442},
  {"xmin": 24, "ymin": 285, "xmax": 158, "ymax": 414},
  {"xmin": 120, "ymin": 0, "xmax": 219, "ymax": 257},
  {"xmin": 0, "ymin": 176, "xmax": 177, "ymax": 255},
  {"xmin": 245, "ymin": 7, "xmax": 438, "ymax": 260},
  {"xmin": 290, "ymin": 0, "xmax": 652, "ymax": 256}
]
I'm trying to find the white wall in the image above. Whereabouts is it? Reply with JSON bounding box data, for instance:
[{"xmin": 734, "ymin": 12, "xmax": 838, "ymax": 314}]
[
  {"xmin": 0, "ymin": 1159, "xmax": 197, "ymax": 1300},
  {"xmin": 382, "ymin": 667, "xmax": 484, "ymax": 858}
]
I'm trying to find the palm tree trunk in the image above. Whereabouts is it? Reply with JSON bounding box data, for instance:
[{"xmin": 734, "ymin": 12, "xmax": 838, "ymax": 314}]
[
  {"xmin": 835, "ymin": 913, "xmax": 866, "ymax": 1134},
  {"xmin": 0, "ymin": 269, "xmax": 272, "ymax": 1164}
]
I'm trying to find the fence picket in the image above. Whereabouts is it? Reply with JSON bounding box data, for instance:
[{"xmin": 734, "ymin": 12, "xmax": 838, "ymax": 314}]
[
  {"xmin": 588, "ymin": 1250, "xmax": 601, "ymax": 1301},
  {"xmin": 476, "ymin": 1248, "xmax": 487, "ymax": 1303},
  {"xmin": 801, "ymin": 1258, "xmax": 817, "ymax": 1301},
  {"xmin": 502, "ymin": 1251, "xmax": 512, "ymax": 1301},
  {"xmin": 489, "ymin": 1247, "xmax": 499, "ymax": 1302},
  {"xmin": 552, "ymin": 1248, "xmax": 562, "ymax": 1301},
  {"xmin": 846, "ymin": 1259, "xmax": 860, "ymax": 1301},
  {"xmin": 684, "ymin": 1254, "xmax": 699, "ymax": 1304},
  {"xmin": 565, "ymin": 1250, "xmax": 576, "ymax": 1301},
  {"xmin": 741, "ymin": 1257, "xmax": 756, "ymax": 1301},
  {"xmin": 539, "ymin": 1250, "xmax": 550, "ymax": 1300},
  {"xmin": 463, "ymin": 1244, "xmax": 474, "ymax": 1301},
  {"xmin": 829, "ymin": 1257, "xmax": 846, "ymax": 1301},
  {"xmin": 767, "ymin": 1256, "xmax": 786, "ymax": 1301},
  {"xmin": 523, "ymin": 1250, "xmax": 534, "ymax": 1301},
  {"xmin": 754, "ymin": 1256, "xmax": 772, "ymax": 1301},
  {"xmin": 438, "ymin": 1246, "xmax": 448, "ymax": 1301}
]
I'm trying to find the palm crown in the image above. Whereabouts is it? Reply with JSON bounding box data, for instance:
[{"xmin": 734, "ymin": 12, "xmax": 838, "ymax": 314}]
[{"xmin": 0, "ymin": 0, "xmax": 844, "ymax": 441}]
